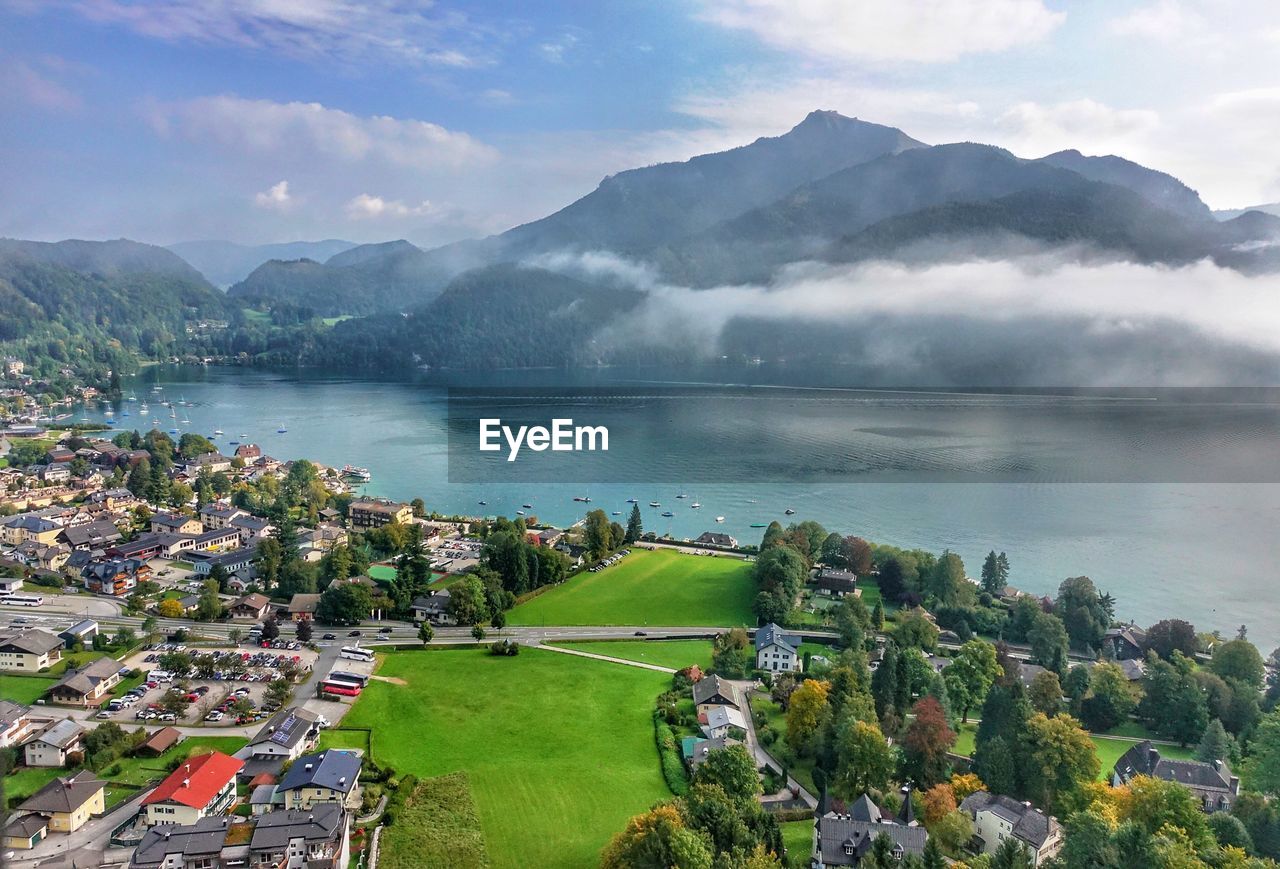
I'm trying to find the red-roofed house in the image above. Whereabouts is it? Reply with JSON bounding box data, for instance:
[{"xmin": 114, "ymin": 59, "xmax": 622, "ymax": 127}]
[{"xmin": 141, "ymin": 751, "xmax": 244, "ymax": 826}]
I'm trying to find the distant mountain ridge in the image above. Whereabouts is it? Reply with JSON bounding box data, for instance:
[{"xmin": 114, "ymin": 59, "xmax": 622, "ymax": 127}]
[{"xmin": 167, "ymin": 238, "xmax": 357, "ymax": 288}]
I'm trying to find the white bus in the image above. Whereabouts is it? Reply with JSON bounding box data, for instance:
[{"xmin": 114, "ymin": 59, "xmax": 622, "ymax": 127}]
[
  {"xmin": 4, "ymin": 594, "xmax": 45, "ymax": 607},
  {"xmin": 339, "ymin": 646, "xmax": 374, "ymax": 663}
]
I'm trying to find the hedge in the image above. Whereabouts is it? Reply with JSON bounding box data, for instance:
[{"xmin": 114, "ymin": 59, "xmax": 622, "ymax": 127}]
[{"xmin": 653, "ymin": 710, "xmax": 690, "ymax": 796}]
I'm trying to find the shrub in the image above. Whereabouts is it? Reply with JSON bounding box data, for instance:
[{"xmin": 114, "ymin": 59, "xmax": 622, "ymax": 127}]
[{"xmin": 653, "ymin": 711, "xmax": 690, "ymax": 796}]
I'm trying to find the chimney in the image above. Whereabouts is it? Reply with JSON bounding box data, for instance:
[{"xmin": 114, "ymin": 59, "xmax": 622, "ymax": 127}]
[{"xmin": 183, "ymin": 779, "xmax": 190, "ymax": 788}]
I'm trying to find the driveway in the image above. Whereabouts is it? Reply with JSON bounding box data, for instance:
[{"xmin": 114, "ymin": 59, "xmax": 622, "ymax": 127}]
[{"xmin": 733, "ymin": 679, "xmax": 817, "ymax": 810}]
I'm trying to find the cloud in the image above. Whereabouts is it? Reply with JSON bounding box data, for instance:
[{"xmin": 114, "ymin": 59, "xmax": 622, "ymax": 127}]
[
  {"xmin": 344, "ymin": 193, "xmax": 436, "ymax": 220},
  {"xmin": 146, "ymin": 95, "xmax": 497, "ymax": 168},
  {"xmin": 696, "ymin": 0, "xmax": 1064, "ymax": 63},
  {"xmin": 0, "ymin": 55, "xmax": 82, "ymax": 111},
  {"xmin": 994, "ymin": 99, "xmax": 1162, "ymax": 157},
  {"xmin": 253, "ymin": 180, "xmax": 292, "ymax": 211},
  {"xmin": 537, "ymin": 30, "xmax": 580, "ymax": 64},
  {"xmin": 1109, "ymin": 0, "xmax": 1207, "ymax": 41},
  {"xmin": 29, "ymin": 0, "xmax": 495, "ymax": 67}
]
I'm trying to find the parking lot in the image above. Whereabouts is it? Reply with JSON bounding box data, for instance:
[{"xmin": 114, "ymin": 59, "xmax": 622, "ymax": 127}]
[{"xmin": 98, "ymin": 642, "xmax": 319, "ymax": 727}]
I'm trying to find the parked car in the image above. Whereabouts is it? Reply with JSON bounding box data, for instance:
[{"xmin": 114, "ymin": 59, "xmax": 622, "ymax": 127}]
[{"xmin": 322, "ymin": 633, "xmax": 336, "ymax": 640}]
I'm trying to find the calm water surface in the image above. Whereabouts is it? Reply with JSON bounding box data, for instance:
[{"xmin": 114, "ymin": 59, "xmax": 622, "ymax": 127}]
[{"xmin": 83, "ymin": 366, "xmax": 1280, "ymax": 645}]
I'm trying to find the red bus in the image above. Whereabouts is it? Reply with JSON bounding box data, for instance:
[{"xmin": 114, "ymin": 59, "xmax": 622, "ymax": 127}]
[{"xmin": 320, "ymin": 679, "xmax": 362, "ymax": 697}]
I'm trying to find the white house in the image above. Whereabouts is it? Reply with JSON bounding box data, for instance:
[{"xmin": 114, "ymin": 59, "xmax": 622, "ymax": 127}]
[
  {"xmin": 960, "ymin": 791, "xmax": 1063, "ymax": 866},
  {"xmin": 700, "ymin": 705, "xmax": 748, "ymax": 740},
  {"xmin": 754, "ymin": 623, "xmax": 800, "ymax": 672}
]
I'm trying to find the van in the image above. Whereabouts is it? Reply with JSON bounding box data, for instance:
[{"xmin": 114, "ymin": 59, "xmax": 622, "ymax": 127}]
[{"xmin": 150, "ymin": 670, "xmax": 173, "ymax": 682}]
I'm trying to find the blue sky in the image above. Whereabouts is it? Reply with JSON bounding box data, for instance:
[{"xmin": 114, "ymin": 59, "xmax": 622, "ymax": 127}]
[{"xmin": 2, "ymin": 0, "xmax": 1278, "ymax": 247}]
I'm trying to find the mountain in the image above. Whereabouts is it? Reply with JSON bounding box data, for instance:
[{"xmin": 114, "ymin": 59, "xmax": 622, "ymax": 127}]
[
  {"xmin": 0, "ymin": 238, "xmax": 230, "ymax": 382},
  {"xmin": 496, "ymin": 110, "xmax": 925, "ymax": 255},
  {"xmin": 167, "ymin": 239, "xmax": 357, "ymax": 288},
  {"xmin": 1036, "ymin": 150, "xmax": 1211, "ymax": 222},
  {"xmin": 0, "ymin": 237, "xmax": 209, "ymax": 282},
  {"xmin": 1215, "ymin": 202, "xmax": 1280, "ymax": 221},
  {"xmin": 227, "ymin": 112, "xmax": 924, "ymax": 316}
]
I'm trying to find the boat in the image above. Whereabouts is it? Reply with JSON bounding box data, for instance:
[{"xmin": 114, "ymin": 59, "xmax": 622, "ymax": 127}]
[
  {"xmin": 750, "ymin": 523, "xmax": 767, "ymax": 528},
  {"xmin": 676, "ymin": 493, "xmax": 687, "ymax": 499},
  {"xmin": 121, "ymin": 410, "xmax": 130, "ymax": 417},
  {"xmin": 522, "ymin": 503, "xmax": 533, "ymax": 509},
  {"xmin": 516, "ymin": 510, "xmax": 525, "ymax": 515},
  {"xmin": 611, "ymin": 511, "xmax": 622, "ymax": 516},
  {"xmin": 229, "ymin": 440, "xmax": 239, "ymax": 446},
  {"xmin": 661, "ymin": 511, "xmax": 674, "ymax": 517},
  {"xmin": 478, "ymin": 500, "xmax": 487, "ymax": 506},
  {"xmin": 139, "ymin": 404, "xmax": 148, "ymax": 414},
  {"xmin": 168, "ymin": 427, "xmax": 179, "ymax": 435},
  {"xmin": 341, "ymin": 465, "xmax": 371, "ymax": 482},
  {"xmin": 784, "ymin": 508, "xmax": 796, "ymax": 515},
  {"xmin": 240, "ymin": 433, "xmax": 248, "ymax": 439},
  {"xmin": 54, "ymin": 412, "xmax": 71, "ymax": 421},
  {"xmin": 572, "ymin": 496, "xmax": 591, "ymax": 503},
  {"xmin": 213, "ymin": 428, "xmax": 224, "ymax": 436},
  {"xmin": 104, "ymin": 408, "xmax": 114, "ymax": 417},
  {"xmin": 277, "ymin": 425, "xmax": 288, "ymax": 433},
  {"xmin": 151, "ymin": 418, "xmax": 159, "ymax": 425},
  {"xmin": 625, "ymin": 498, "xmax": 639, "ymax": 503},
  {"xmin": 715, "ymin": 516, "xmax": 725, "ymax": 523},
  {"xmin": 690, "ymin": 502, "xmax": 701, "ymax": 509},
  {"xmin": 127, "ymin": 392, "xmax": 137, "ymax": 402},
  {"xmin": 649, "ymin": 501, "xmax": 661, "ymax": 507}
]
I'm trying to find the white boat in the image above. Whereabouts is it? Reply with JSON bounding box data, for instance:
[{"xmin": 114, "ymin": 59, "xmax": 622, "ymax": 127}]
[
  {"xmin": 277, "ymin": 425, "xmax": 288, "ymax": 433},
  {"xmin": 715, "ymin": 516, "xmax": 725, "ymax": 523},
  {"xmin": 690, "ymin": 502, "xmax": 701, "ymax": 509},
  {"xmin": 213, "ymin": 428, "xmax": 224, "ymax": 436},
  {"xmin": 127, "ymin": 392, "xmax": 137, "ymax": 402}
]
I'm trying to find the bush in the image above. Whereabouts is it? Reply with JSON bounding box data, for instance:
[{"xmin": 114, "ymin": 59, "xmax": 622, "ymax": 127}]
[{"xmin": 653, "ymin": 712, "xmax": 690, "ymax": 796}]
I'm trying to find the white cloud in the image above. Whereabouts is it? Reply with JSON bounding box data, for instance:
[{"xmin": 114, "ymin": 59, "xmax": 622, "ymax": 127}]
[
  {"xmin": 994, "ymin": 99, "xmax": 1162, "ymax": 157},
  {"xmin": 0, "ymin": 56, "xmax": 81, "ymax": 111},
  {"xmin": 697, "ymin": 0, "xmax": 1064, "ymax": 63},
  {"xmin": 147, "ymin": 95, "xmax": 497, "ymax": 168},
  {"xmin": 1109, "ymin": 0, "xmax": 1206, "ymax": 41},
  {"xmin": 253, "ymin": 180, "xmax": 292, "ymax": 211},
  {"xmin": 344, "ymin": 193, "xmax": 436, "ymax": 220},
  {"xmin": 537, "ymin": 30, "xmax": 580, "ymax": 64},
  {"xmin": 35, "ymin": 0, "xmax": 493, "ymax": 67}
]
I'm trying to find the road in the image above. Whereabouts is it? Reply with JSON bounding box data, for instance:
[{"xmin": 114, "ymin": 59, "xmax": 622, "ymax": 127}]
[{"xmin": 6, "ymin": 788, "xmax": 150, "ymax": 869}]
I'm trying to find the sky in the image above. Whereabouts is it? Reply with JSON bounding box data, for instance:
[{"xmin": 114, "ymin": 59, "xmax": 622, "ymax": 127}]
[{"xmin": 2, "ymin": 0, "xmax": 1279, "ymax": 248}]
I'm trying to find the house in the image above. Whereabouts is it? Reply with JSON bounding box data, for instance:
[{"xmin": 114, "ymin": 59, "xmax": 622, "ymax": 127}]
[
  {"xmin": 348, "ymin": 499, "xmax": 412, "ymax": 529},
  {"xmin": 230, "ymin": 513, "xmax": 274, "ymax": 542},
  {"xmin": 38, "ymin": 464, "xmax": 71, "ymax": 484},
  {"xmin": 1112, "ymin": 742, "xmax": 1241, "ymax": 813},
  {"xmin": 0, "ymin": 628, "xmax": 64, "ymax": 671},
  {"xmin": 58, "ymin": 618, "xmax": 99, "ymax": 649},
  {"xmin": 0, "ymin": 699, "xmax": 37, "ymax": 748},
  {"xmin": 12, "ymin": 539, "xmax": 70, "ymax": 571},
  {"xmin": 82, "ymin": 556, "xmax": 151, "ymax": 595},
  {"xmin": 3, "ymin": 813, "xmax": 50, "ymax": 851},
  {"xmin": 755, "ymin": 622, "xmax": 800, "ymax": 672},
  {"xmin": 141, "ymin": 751, "xmax": 245, "ymax": 826},
  {"xmin": 138, "ymin": 726, "xmax": 184, "ymax": 757},
  {"xmin": 814, "ymin": 568, "xmax": 859, "ymax": 597},
  {"xmin": 692, "ymin": 674, "xmax": 739, "ymax": 714},
  {"xmin": 246, "ymin": 707, "xmax": 322, "ymax": 762},
  {"xmin": 680, "ymin": 735, "xmax": 741, "ymax": 771},
  {"xmin": 700, "ymin": 705, "xmax": 748, "ymax": 740},
  {"xmin": 1103, "ymin": 624, "xmax": 1147, "ymax": 661},
  {"xmin": 13, "ymin": 771, "xmax": 105, "ymax": 836},
  {"xmin": 410, "ymin": 590, "xmax": 455, "ymax": 626},
  {"xmin": 60, "ymin": 518, "xmax": 123, "ymax": 550},
  {"xmin": 150, "ymin": 512, "xmax": 203, "ymax": 536},
  {"xmin": 185, "ymin": 527, "xmax": 242, "ymax": 553},
  {"xmin": 276, "ymin": 749, "xmax": 363, "ymax": 810},
  {"xmin": 130, "ymin": 804, "xmax": 349, "ymax": 869},
  {"xmin": 2, "ymin": 514, "xmax": 63, "ymax": 546},
  {"xmin": 815, "ymin": 798, "xmax": 928, "ymax": 867},
  {"xmin": 48, "ymin": 656, "xmax": 126, "ymax": 705},
  {"xmin": 108, "ymin": 533, "xmax": 165, "ymax": 562},
  {"xmin": 962, "ymin": 791, "xmax": 1064, "ymax": 865},
  {"xmin": 24, "ymin": 718, "xmax": 88, "ymax": 767},
  {"xmin": 45, "ymin": 446, "xmax": 74, "ymax": 464},
  {"xmin": 694, "ymin": 531, "xmax": 738, "ymax": 548},
  {"xmin": 199, "ymin": 503, "xmax": 246, "ymax": 531},
  {"xmin": 0, "ymin": 575, "xmax": 24, "ymax": 594},
  {"xmin": 1117, "ymin": 658, "xmax": 1147, "ymax": 682},
  {"xmin": 184, "ymin": 453, "xmax": 232, "ymax": 474},
  {"xmin": 250, "ymin": 784, "xmax": 281, "ymax": 815},
  {"xmin": 191, "ymin": 547, "xmax": 256, "ymax": 577},
  {"xmin": 229, "ymin": 592, "xmax": 272, "ymax": 620},
  {"xmin": 288, "ymin": 593, "xmax": 321, "ymax": 622}
]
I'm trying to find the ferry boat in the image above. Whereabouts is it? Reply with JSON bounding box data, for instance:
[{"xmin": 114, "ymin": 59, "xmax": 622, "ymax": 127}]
[{"xmin": 341, "ymin": 465, "xmax": 371, "ymax": 482}]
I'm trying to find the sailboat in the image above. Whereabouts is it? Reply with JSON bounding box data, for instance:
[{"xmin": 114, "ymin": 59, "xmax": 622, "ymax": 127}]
[
  {"xmin": 277, "ymin": 424, "xmax": 288, "ymax": 433},
  {"xmin": 690, "ymin": 502, "xmax": 701, "ymax": 509},
  {"xmin": 127, "ymin": 391, "xmax": 137, "ymax": 402}
]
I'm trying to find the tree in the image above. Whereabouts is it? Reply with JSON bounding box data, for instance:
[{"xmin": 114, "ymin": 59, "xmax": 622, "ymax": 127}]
[
  {"xmin": 1027, "ymin": 611, "xmax": 1069, "ymax": 675},
  {"xmin": 157, "ymin": 598, "xmax": 183, "ymax": 618},
  {"xmin": 920, "ymin": 837, "xmax": 946, "ymax": 869},
  {"xmin": 194, "ymin": 579, "xmax": 222, "ymax": 621},
  {"xmin": 1021, "ymin": 712, "xmax": 1098, "ymax": 811},
  {"xmin": 942, "ymin": 639, "xmax": 1001, "ymax": 722},
  {"xmin": 1080, "ymin": 661, "xmax": 1137, "ymax": 732},
  {"xmin": 786, "ymin": 679, "xmax": 831, "ymax": 756},
  {"xmin": 316, "ymin": 582, "xmax": 372, "ymax": 625},
  {"xmin": 1140, "ymin": 653, "xmax": 1209, "ymax": 745},
  {"xmin": 1196, "ymin": 718, "xmax": 1238, "ymax": 766},
  {"xmin": 491, "ymin": 609, "xmax": 506, "ymax": 630},
  {"xmin": 711, "ymin": 629, "xmax": 752, "ymax": 679},
  {"xmin": 261, "ymin": 616, "xmax": 280, "ymax": 641},
  {"xmin": 471, "ymin": 625, "xmax": 487, "ymax": 641},
  {"xmin": 926, "ymin": 552, "xmax": 974, "ymax": 608},
  {"xmin": 625, "ymin": 503, "xmax": 643, "ymax": 544},
  {"xmin": 295, "ymin": 620, "xmax": 312, "ymax": 642},
  {"xmin": 692, "ymin": 744, "xmax": 762, "ymax": 807},
  {"xmin": 1248, "ymin": 710, "xmax": 1280, "ymax": 797},
  {"xmin": 835, "ymin": 594, "xmax": 871, "ymax": 650},
  {"xmin": 842, "ymin": 536, "xmax": 873, "ymax": 574},
  {"xmin": 1062, "ymin": 665, "xmax": 1091, "ymax": 716},
  {"xmin": 832, "ymin": 719, "xmax": 894, "ymax": 799},
  {"xmin": 1144, "ymin": 619, "xmax": 1198, "ymax": 661},
  {"xmin": 980, "ymin": 551, "xmax": 1004, "ymax": 596},
  {"xmin": 1055, "ymin": 576, "xmax": 1110, "ymax": 652},
  {"xmin": 1126, "ymin": 775, "xmax": 1212, "ymax": 849},
  {"xmin": 446, "ymin": 576, "xmax": 489, "ymax": 626},
  {"xmin": 921, "ymin": 783, "xmax": 957, "ymax": 824},
  {"xmin": 1212, "ymin": 639, "xmax": 1265, "ymax": 689},
  {"xmin": 895, "ymin": 610, "xmax": 939, "ymax": 652},
  {"xmin": 583, "ymin": 509, "xmax": 616, "ymax": 559},
  {"xmin": 990, "ymin": 837, "xmax": 1033, "ymax": 869},
  {"xmin": 871, "ymin": 641, "xmax": 900, "ymax": 720},
  {"xmin": 600, "ymin": 804, "xmax": 712, "ymax": 869},
  {"xmin": 418, "ymin": 622, "xmax": 434, "ymax": 645},
  {"xmin": 1027, "ymin": 670, "xmax": 1062, "ymax": 717},
  {"xmin": 902, "ymin": 697, "xmax": 955, "ymax": 787},
  {"xmin": 1208, "ymin": 813, "xmax": 1254, "ymax": 851},
  {"xmin": 930, "ymin": 810, "xmax": 973, "ymax": 856}
]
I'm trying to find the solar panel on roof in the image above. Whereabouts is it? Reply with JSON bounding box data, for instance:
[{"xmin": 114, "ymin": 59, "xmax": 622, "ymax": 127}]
[{"xmin": 269, "ymin": 712, "xmax": 298, "ymax": 745}]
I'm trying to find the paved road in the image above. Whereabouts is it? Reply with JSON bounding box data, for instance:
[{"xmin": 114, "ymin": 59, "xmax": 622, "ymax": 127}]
[
  {"xmin": 733, "ymin": 679, "xmax": 817, "ymax": 810},
  {"xmin": 537, "ymin": 642, "xmax": 677, "ymax": 672},
  {"xmin": 7, "ymin": 788, "xmax": 151, "ymax": 869}
]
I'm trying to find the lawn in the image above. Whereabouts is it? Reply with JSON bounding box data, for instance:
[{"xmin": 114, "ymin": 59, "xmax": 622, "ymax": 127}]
[
  {"xmin": 0, "ymin": 674, "xmax": 57, "ymax": 704},
  {"xmin": 780, "ymin": 819, "xmax": 814, "ymax": 869},
  {"xmin": 368, "ymin": 564, "xmax": 448, "ymax": 586},
  {"xmin": 379, "ymin": 772, "xmax": 489, "ymax": 869},
  {"xmin": 508, "ymin": 548, "xmax": 756, "ymax": 627},
  {"xmin": 749, "ymin": 692, "xmax": 819, "ymax": 797},
  {"xmin": 3, "ymin": 766, "xmax": 64, "ymax": 806},
  {"xmin": 549, "ymin": 639, "xmax": 714, "ymax": 671},
  {"xmin": 338, "ymin": 647, "xmax": 671, "ymax": 869}
]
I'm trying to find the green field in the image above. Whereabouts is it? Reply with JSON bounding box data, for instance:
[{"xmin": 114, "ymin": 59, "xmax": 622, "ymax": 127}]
[
  {"xmin": 780, "ymin": 819, "xmax": 815, "ymax": 869},
  {"xmin": 336, "ymin": 647, "xmax": 671, "ymax": 868},
  {"xmin": 550, "ymin": 639, "xmax": 714, "ymax": 671},
  {"xmin": 952, "ymin": 722, "xmax": 1195, "ymax": 780},
  {"xmin": 3, "ymin": 766, "xmax": 64, "ymax": 805},
  {"xmin": 0, "ymin": 674, "xmax": 57, "ymax": 704},
  {"xmin": 368, "ymin": 564, "xmax": 449, "ymax": 585},
  {"xmin": 508, "ymin": 549, "xmax": 756, "ymax": 627}
]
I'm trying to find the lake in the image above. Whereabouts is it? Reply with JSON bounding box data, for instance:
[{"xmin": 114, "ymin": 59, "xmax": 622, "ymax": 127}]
[{"xmin": 83, "ymin": 365, "xmax": 1280, "ymax": 645}]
